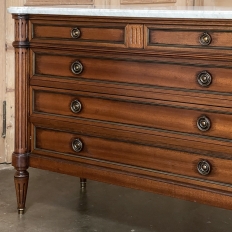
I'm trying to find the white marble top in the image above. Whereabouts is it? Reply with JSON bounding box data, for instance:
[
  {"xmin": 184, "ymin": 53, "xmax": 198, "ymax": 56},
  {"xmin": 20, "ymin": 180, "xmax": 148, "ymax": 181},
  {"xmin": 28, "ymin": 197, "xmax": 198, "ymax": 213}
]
[{"xmin": 7, "ymin": 5, "xmax": 232, "ymax": 19}]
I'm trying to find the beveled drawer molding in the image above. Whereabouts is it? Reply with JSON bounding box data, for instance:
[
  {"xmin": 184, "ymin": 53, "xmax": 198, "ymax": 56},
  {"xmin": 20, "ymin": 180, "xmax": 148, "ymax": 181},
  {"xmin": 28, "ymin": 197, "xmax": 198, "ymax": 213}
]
[
  {"xmin": 145, "ymin": 25, "xmax": 232, "ymax": 49},
  {"xmin": 32, "ymin": 49, "xmax": 232, "ymax": 94},
  {"xmin": 34, "ymin": 126, "xmax": 232, "ymax": 186},
  {"xmin": 31, "ymin": 20, "xmax": 127, "ymax": 48},
  {"xmin": 32, "ymin": 88, "xmax": 232, "ymax": 140}
]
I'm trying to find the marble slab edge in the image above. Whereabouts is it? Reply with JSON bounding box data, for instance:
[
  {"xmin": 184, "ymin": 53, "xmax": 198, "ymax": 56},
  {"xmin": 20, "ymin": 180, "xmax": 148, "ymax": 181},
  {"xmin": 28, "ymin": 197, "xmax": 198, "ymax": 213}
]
[{"xmin": 7, "ymin": 6, "xmax": 232, "ymax": 19}]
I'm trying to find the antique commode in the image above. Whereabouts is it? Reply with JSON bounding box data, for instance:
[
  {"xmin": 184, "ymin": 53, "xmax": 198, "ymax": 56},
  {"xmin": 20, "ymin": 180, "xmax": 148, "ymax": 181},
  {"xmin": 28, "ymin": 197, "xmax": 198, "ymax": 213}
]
[{"xmin": 8, "ymin": 5, "xmax": 232, "ymax": 213}]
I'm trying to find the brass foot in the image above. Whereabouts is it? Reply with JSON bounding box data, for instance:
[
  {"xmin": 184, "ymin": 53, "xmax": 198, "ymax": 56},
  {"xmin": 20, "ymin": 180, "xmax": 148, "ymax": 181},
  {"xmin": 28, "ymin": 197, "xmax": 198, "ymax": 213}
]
[
  {"xmin": 14, "ymin": 170, "xmax": 29, "ymax": 214},
  {"xmin": 80, "ymin": 178, "xmax": 87, "ymax": 189},
  {"xmin": 18, "ymin": 208, "xmax": 25, "ymax": 214}
]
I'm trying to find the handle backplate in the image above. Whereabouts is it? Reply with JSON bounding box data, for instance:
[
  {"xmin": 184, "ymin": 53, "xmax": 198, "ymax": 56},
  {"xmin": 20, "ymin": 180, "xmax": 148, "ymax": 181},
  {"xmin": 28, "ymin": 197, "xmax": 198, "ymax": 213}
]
[
  {"xmin": 71, "ymin": 61, "xmax": 83, "ymax": 75},
  {"xmin": 197, "ymin": 160, "xmax": 211, "ymax": 176},
  {"xmin": 197, "ymin": 71, "xmax": 212, "ymax": 87},
  {"xmin": 70, "ymin": 99, "xmax": 82, "ymax": 113},
  {"xmin": 197, "ymin": 115, "xmax": 211, "ymax": 132},
  {"xmin": 72, "ymin": 138, "xmax": 83, "ymax": 152},
  {"xmin": 71, "ymin": 27, "xmax": 81, "ymax": 39},
  {"xmin": 199, "ymin": 32, "xmax": 212, "ymax": 46}
]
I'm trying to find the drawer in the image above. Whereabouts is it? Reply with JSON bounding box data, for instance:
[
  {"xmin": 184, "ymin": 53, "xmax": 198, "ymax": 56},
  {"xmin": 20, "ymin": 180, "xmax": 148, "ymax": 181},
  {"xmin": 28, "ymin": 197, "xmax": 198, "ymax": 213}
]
[
  {"xmin": 31, "ymin": 20, "xmax": 127, "ymax": 48},
  {"xmin": 34, "ymin": 127, "xmax": 232, "ymax": 185},
  {"xmin": 33, "ymin": 88, "xmax": 232, "ymax": 140},
  {"xmin": 145, "ymin": 25, "xmax": 232, "ymax": 49},
  {"xmin": 33, "ymin": 51, "xmax": 232, "ymax": 94}
]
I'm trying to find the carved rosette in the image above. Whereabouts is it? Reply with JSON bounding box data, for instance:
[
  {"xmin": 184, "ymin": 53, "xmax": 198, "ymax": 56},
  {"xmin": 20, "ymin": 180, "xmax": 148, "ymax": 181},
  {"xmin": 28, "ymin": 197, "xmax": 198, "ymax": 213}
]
[{"xmin": 12, "ymin": 14, "xmax": 30, "ymax": 214}]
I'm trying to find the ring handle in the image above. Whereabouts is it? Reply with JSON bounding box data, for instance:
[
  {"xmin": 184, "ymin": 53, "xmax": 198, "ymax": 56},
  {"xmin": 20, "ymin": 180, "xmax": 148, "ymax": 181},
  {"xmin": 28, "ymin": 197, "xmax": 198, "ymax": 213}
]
[
  {"xmin": 197, "ymin": 160, "xmax": 211, "ymax": 176},
  {"xmin": 199, "ymin": 32, "xmax": 212, "ymax": 46},
  {"xmin": 72, "ymin": 138, "xmax": 83, "ymax": 152},
  {"xmin": 70, "ymin": 100, "xmax": 82, "ymax": 113},
  {"xmin": 71, "ymin": 27, "xmax": 81, "ymax": 39},
  {"xmin": 197, "ymin": 115, "xmax": 211, "ymax": 132},
  {"xmin": 197, "ymin": 71, "xmax": 212, "ymax": 87},
  {"xmin": 71, "ymin": 61, "xmax": 83, "ymax": 75}
]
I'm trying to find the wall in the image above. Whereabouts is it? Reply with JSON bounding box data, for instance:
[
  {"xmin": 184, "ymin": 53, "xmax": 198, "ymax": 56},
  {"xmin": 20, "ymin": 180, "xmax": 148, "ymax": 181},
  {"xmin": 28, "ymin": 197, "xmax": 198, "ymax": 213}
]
[
  {"xmin": 0, "ymin": 0, "xmax": 26, "ymax": 163},
  {"xmin": 0, "ymin": 0, "xmax": 6, "ymax": 163}
]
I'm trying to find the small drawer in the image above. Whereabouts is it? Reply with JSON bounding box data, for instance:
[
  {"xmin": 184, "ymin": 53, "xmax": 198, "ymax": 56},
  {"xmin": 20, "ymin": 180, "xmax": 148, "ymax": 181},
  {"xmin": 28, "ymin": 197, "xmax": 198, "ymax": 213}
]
[
  {"xmin": 34, "ymin": 127, "xmax": 232, "ymax": 185},
  {"xmin": 145, "ymin": 25, "xmax": 232, "ymax": 49},
  {"xmin": 33, "ymin": 88, "xmax": 232, "ymax": 140},
  {"xmin": 32, "ymin": 51, "xmax": 232, "ymax": 94},
  {"xmin": 31, "ymin": 21, "xmax": 127, "ymax": 48}
]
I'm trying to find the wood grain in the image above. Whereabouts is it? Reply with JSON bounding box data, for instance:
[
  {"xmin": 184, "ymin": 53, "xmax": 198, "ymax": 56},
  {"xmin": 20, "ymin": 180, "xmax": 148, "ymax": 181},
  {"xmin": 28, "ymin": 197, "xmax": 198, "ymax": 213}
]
[
  {"xmin": 12, "ymin": 14, "xmax": 232, "ymax": 213},
  {"xmin": 34, "ymin": 127, "xmax": 232, "ymax": 185},
  {"xmin": 32, "ymin": 88, "xmax": 232, "ymax": 140},
  {"xmin": 12, "ymin": 14, "xmax": 30, "ymax": 214},
  {"xmin": 32, "ymin": 49, "xmax": 232, "ymax": 94},
  {"xmin": 29, "ymin": 154, "xmax": 232, "ymax": 210},
  {"xmin": 147, "ymin": 27, "xmax": 232, "ymax": 48},
  {"xmin": 32, "ymin": 22, "xmax": 126, "ymax": 45}
]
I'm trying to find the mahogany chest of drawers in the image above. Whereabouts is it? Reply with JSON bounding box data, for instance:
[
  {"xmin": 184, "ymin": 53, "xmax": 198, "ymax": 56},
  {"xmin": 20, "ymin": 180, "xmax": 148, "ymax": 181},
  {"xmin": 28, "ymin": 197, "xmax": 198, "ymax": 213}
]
[{"xmin": 10, "ymin": 9, "xmax": 232, "ymax": 213}]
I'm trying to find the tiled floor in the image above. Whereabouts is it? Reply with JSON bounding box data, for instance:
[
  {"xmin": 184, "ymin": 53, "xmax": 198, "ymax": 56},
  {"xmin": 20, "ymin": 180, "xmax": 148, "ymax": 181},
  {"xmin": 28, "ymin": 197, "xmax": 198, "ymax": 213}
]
[{"xmin": 0, "ymin": 165, "xmax": 232, "ymax": 232}]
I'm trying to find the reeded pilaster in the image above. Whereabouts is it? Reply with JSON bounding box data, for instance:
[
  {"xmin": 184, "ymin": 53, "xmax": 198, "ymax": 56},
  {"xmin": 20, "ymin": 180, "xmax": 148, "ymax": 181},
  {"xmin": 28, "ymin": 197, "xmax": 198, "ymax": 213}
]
[{"xmin": 12, "ymin": 14, "xmax": 30, "ymax": 214}]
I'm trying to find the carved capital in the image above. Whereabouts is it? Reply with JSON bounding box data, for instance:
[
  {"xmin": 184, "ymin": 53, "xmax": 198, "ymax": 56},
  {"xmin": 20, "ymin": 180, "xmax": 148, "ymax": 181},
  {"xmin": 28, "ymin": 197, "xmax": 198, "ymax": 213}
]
[
  {"xmin": 126, "ymin": 24, "xmax": 144, "ymax": 49},
  {"xmin": 12, "ymin": 14, "xmax": 29, "ymax": 48}
]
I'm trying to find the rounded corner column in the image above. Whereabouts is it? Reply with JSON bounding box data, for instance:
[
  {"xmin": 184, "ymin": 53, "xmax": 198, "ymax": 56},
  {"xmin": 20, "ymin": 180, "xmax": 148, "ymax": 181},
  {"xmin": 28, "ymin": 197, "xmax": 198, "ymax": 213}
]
[{"xmin": 12, "ymin": 14, "xmax": 30, "ymax": 214}]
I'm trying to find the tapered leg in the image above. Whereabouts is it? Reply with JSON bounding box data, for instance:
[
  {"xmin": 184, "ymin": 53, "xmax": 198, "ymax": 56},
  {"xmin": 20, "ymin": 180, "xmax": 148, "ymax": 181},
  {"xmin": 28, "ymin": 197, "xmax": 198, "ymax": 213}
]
[
  {"xmin": 80, "ymin": 178, "xmax": 87, "ymax": 189},
  {"xmin": 12, "ymin": 14, "xmax": 30, "ymax": 214},
  {"xmin": 14, "ymin": 170, "xmax": 29, "ymax": 214}
]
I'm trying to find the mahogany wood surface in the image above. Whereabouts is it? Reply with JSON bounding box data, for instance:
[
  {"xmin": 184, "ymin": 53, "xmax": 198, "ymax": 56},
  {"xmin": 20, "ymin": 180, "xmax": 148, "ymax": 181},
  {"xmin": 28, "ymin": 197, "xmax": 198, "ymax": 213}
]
[
  {"xmin": 32, "ymin": 49, "xmax": 232, "ymax": 94},
  {"xmin": 34, "ymin": 127, "xmax": 232, "ymax": 185},
  {"xmin": 12, "ymin": 13, "xmax": 232, "ymax": 213},
  {"xmin": 146, "ymin": 26, "xmax": 232, "ymax": 48},
  {"xmin": 32, "ymin": 88, "xmax": 232, "ymax": 140}
]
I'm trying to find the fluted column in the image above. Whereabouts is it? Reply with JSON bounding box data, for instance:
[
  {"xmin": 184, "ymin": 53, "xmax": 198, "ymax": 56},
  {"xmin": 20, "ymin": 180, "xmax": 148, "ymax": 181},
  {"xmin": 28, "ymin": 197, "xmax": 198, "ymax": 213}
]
[{"xmin": 12, "ymin": 14, "xmax": 29, "ymax": 214}]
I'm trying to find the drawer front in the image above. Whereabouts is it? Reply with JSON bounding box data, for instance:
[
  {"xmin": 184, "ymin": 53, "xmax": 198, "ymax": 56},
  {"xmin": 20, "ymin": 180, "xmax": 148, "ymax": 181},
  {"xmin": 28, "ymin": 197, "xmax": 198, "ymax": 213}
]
[
  {"xmin": 31, "ymin": 21, "xmax": 127, "ymax": 48},
  {"xmin": 145, "ymin": 25, "xmax": 232, "ymax": 49},
  {"xmin": 34, "ymin": 127, "xmax": 232, "ymax": 185},
  {"xmin": 33, "ymin": 88, "xmax": 232, "ymax": 140},
  {"xmin": 33, "ymin": 51, "xmax": 232, "ymax": 94}
]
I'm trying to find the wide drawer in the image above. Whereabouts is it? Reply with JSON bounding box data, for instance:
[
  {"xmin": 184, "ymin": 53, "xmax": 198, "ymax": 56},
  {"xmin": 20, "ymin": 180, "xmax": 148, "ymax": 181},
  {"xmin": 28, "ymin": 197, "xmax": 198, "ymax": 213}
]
[
  {"xmin": 32, "ymin": 88, "xmax": 232, "ymax": 140},
  {"xmin": 33, "ymin": 127, "xmax": 232, "ymax": 185},
  {"xmin": 31, "ymin": 20, "xmax": 127, "ymax": 48},
  {"xmin": 145, "ymin": 24, "xmax": 232, "ymax": 49},
  {"xmin": 32, "ymin": 51, "xmax": 232, "ymax": 94}
]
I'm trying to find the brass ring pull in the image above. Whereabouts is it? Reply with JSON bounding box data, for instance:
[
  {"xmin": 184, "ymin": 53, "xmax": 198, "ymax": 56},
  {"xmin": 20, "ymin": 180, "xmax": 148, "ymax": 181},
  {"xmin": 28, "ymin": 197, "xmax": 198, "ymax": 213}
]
[
  {"xmin": 72, "ymin": 138, "xmax": 83, "ymax": 152},
  {"xmin": 199, "ymin": 32, "xmax": 212, "ymax": 46},
  {"xmin": 71, "ymin": 61, "xmax": 83, "ymax": 75},
  {"xmin": 70, "ymin": 99, "xmax": 82, "ymax": 113},
  {"xmin": 197, "ymin": 160, "xmax": 211, "ymax": 176},
  {"xmin": 71, "ymin": 27, "xmax": 81, "ymax": 39},
  {"xmin": 197, "ymin": 71, "xmax": 212, "ymax": 87},
  {"xmin": 197, "ymin": 115, "xmax": 211, "ymax": 132}
]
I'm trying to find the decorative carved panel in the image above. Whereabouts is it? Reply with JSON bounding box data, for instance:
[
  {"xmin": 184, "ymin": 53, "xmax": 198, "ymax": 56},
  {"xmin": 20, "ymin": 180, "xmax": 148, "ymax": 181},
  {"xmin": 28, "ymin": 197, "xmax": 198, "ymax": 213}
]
[{"xmin": 126, "ymin": 24, "xmax": 144, "ymax": 49}]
